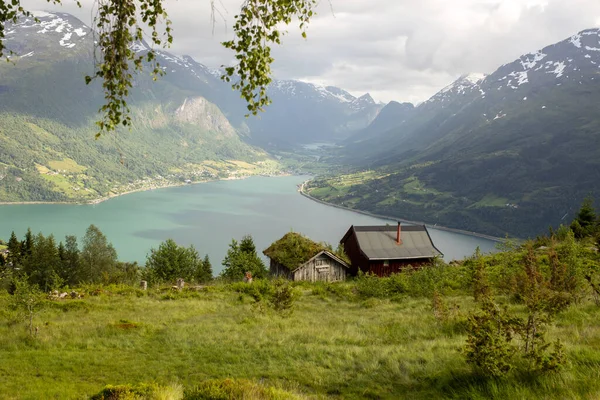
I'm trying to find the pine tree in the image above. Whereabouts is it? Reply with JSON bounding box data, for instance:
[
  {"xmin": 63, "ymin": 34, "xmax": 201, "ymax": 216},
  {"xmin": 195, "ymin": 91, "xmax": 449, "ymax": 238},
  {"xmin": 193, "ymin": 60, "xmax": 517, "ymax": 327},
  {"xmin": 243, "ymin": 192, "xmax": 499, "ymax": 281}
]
[
  {"xmin": 23, "ymin": 233, "xmax": 62, "ymax": 291},
  {"xmin": 59, "ymin": 235, "xmax": 81, "ymax": 286},
  {"xmin": 221, "ymin": 236, "xmax": 268, "ymax": 280},
  {"xmin": 571, "ymin": 196, "xmax": 597, "ymax": 238},
  {"xmin": 195, "ymin": 254, "xmax": 213, "ymax": 283},
  {"xmin": 22, "ymin": 228, "xmax": 33, "ymax": 258},
  {"xmin": 7, "ymin": 231, "xmax": 21, "ymax": 267},
  {"xmin": 203, "ymin": 254, "xmax": 213, "ymax": 279},
  {"xmin": 240, "ymin": 235, "xmax": 258, "ymax": 255}
]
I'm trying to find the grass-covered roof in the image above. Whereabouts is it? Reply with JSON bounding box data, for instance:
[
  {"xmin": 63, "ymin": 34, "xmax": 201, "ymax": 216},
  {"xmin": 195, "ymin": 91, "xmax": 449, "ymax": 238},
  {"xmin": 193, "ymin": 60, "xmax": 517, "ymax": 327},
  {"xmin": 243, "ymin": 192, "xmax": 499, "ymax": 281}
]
[{"xmin": 263, "ymin": 232, "xmax": 330, "ymax": 271}]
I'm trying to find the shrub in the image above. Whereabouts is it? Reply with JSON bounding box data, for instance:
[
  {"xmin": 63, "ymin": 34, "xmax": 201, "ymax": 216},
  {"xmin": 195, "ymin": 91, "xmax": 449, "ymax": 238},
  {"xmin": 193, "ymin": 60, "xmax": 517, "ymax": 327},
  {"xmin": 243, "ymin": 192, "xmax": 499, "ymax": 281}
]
[
  {"xmin": 269, "ymin": 279, "xmax": 297, "ymax": 315},
  {"xmin": 354, "ymin": 272, "xmax": 390, "ymax": 298},
  {"xmin": 228, "ymin": 279, "xmax": 274, "ymax": 303},
  {"xmin": 464, "ymin": 300, "xmax": 517, "ymax": 377}
]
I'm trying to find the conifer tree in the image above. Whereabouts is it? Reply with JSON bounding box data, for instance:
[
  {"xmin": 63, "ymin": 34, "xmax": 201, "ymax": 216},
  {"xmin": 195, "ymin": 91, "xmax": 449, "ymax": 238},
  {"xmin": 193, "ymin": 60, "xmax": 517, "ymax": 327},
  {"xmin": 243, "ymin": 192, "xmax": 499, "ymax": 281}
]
[
  {"xmin": 221, "ymin": 236, "xmax": 268, "ymax": 280},
  {"xmin": 21, "ymin": 228, "xmax": 34, "ymax": 258},
  {"xmin": 60, "ymin": 235, "xmax": 81, "ymax": 286},
  {"xmin": 571, "ymin": 196, "xmax": 597, "ymax": 238},
  {"xmin": 7, "ymin": 231, "xmax": 21, "ymax": 267}
]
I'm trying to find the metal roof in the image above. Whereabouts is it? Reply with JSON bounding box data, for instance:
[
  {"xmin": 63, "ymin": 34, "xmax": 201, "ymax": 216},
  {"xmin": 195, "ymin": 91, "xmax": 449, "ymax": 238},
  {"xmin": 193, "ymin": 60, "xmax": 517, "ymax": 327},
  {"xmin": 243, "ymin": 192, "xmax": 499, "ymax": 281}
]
[{"xmin": 343, "ymin": 225, "xmax": 443, "ymax": 260}]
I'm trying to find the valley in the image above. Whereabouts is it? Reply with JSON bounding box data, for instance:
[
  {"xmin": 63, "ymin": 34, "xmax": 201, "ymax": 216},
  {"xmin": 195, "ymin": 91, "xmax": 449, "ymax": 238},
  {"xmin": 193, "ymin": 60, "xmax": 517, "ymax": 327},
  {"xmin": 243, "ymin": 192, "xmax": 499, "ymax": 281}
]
[{"xmin": 0, "ymin": 11, "xmax": 599, "ymax": 240}]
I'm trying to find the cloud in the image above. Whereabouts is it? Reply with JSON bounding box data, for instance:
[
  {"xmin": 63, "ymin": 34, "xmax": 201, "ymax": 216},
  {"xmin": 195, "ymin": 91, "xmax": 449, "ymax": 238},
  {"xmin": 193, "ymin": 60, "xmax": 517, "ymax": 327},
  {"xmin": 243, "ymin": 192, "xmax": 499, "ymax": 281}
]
[{"xmin": 21, "ymin": 0, "xmax": 600, "ymax": 103}]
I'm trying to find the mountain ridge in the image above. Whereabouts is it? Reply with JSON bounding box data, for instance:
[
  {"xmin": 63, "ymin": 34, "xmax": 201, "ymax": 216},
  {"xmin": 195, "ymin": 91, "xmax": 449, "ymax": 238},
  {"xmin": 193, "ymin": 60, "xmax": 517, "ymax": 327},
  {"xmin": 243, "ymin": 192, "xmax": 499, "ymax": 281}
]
[{"xmin": 312, "ymin": 27, "xmax": 600, "ymax": 238}]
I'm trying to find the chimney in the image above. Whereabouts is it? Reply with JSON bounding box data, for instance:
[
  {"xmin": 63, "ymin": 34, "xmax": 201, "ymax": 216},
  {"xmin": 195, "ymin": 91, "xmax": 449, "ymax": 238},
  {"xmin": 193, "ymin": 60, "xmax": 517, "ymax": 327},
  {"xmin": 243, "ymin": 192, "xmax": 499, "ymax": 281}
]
[{"xmin": 396, "ymin": 222, "xmax": 403, "ymax": 245}]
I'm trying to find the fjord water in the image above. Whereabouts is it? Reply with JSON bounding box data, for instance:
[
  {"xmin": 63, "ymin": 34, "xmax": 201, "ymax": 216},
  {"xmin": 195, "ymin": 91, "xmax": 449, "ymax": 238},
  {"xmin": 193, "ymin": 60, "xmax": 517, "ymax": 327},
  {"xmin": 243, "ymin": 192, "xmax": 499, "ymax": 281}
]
[{"xmin": 0, "ymin": 176, "xmax": 497, "ymax": 273}]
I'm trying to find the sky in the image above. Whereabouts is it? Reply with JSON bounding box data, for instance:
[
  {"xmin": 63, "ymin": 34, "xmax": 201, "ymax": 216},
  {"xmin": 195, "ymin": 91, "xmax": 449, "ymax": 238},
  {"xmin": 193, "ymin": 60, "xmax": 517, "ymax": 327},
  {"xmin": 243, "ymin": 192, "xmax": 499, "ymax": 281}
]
[{"xmin": 22, "ymin": 0, "xmax": 600, "ymax": 104}]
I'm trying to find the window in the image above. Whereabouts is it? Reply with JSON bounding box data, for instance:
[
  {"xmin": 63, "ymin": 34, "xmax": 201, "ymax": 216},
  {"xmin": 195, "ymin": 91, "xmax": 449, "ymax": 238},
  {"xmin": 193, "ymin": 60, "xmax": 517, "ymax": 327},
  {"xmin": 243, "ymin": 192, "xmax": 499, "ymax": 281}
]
[
  {"xmin": 383, "ymin": 260, "xmax": 389, "ymax": 267},
  {"xmin": 316, "ymin": 259, "xmax": 325, "ymax": 266}
]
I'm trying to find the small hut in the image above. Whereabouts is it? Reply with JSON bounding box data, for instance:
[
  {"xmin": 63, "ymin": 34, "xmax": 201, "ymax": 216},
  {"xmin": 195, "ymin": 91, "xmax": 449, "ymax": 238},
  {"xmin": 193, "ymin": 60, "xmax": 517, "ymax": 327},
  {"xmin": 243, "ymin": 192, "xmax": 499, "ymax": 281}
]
[{"xmin": 263, "ymin": 232, "xmax": 350, "ymax": 282}]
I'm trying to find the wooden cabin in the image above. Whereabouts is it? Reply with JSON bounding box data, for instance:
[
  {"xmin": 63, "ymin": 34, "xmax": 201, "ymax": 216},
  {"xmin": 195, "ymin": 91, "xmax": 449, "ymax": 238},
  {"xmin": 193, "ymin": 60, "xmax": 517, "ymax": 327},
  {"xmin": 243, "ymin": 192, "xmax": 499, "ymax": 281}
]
[
  {"xmin": 340, "ymin": 222, "xmax": 443, "ymax": 277},
  {"xmin": 263, "ymin": 232, "xmax": 350, "ymax": 282}
]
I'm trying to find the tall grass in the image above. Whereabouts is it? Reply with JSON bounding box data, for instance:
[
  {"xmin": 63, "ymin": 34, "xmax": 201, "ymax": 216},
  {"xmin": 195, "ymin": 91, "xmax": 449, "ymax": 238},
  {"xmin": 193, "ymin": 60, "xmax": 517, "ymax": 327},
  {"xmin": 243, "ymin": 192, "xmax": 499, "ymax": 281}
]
[{"xmin": 1, "ymin": 281, "xmax": 600, "ymax": 399}]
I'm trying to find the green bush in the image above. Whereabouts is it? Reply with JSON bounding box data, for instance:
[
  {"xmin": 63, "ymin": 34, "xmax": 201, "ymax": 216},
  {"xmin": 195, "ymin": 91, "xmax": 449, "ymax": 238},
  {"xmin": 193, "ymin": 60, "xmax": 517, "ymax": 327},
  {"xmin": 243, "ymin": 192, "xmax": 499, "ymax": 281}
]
[
  {"xmin": 269, "ymin": 279, "xmax": 297, "ymax": 315},
  {"xmin": 354, "ymin": 272, "xmax": 390, "ymax": 299},
  {"xmin": 228, "ymin": 279, "xmax": 274, "ymax": 303}
]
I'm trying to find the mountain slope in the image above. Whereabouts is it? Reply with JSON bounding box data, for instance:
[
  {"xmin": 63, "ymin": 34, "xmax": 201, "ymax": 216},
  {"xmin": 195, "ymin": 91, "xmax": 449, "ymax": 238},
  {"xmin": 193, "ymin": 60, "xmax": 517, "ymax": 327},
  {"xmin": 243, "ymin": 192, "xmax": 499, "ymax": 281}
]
[
  {"xmin": 314, "ymin": 29, "xmax": 600, "ymax": 238},
  {"xmin": 0, "ymin": 12, "xmax": 273, "ymax": 202},
  {"xmin": 124, "ymin": 43, "xmax": 383, "ymax": 148},
  {"xmin": 344, "ymin": 101, "xmax": 415, "ymax": 144}
]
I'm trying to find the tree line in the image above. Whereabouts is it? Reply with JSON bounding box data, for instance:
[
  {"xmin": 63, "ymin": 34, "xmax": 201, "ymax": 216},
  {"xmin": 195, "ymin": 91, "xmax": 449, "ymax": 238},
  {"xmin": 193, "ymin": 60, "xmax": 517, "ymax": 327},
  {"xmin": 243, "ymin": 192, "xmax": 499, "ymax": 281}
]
[{"xmin": 0, "ymin": 226, "xmax": 271, "ymax": 292}]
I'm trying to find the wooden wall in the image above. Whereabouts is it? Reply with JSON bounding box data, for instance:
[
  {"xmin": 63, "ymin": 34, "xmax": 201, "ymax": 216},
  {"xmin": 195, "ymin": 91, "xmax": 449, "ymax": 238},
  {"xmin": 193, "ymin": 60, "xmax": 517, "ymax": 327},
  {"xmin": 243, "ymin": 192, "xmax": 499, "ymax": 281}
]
[
  {"xmin": 341, "ymin": 232, "xmax": 369, "ymax": 276},
  {"xmin": 367, "ymin": 259, "xmax": 431, "ymax": 277},
  {"xmin": 269, "ymin": 260, "xmax": 294, "ymax": 280},
  {"xmin": 293, "ymin": 253, "xmax": 347, "ymax": 282},
  {"xmin": 269, "ymin": 254, "xmax": 348, "ymax": 282}
]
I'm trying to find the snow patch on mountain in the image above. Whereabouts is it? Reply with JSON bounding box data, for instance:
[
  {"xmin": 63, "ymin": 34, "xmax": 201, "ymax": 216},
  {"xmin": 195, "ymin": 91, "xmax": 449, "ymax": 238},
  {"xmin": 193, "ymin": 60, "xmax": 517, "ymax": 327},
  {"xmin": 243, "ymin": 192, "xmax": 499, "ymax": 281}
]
[
  {"xmin": 570, "ymin": 33, "xmax": 582, "ymax": 48},
  {"xmin": 520, "ymin": 51, "xmax": 546, "ymax": 70},
  {"xmin": 10, "ymin": 11, "xmax": 89, "ymax": 49},
  {"xmin": 549, "ymin": 61, "xmax": 566, "ymax": 78},
  {"xmin": 463, "ymin": 73, "xmax": 486, "ymax": 85}
]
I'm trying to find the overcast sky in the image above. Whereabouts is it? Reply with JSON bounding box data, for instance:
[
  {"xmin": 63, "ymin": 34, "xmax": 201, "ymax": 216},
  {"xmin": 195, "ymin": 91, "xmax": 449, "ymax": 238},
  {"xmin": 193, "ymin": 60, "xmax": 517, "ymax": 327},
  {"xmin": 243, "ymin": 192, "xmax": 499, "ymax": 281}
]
[{"xmin": 22, "ymin": 0, "xmax": 600, "ymax": 103}]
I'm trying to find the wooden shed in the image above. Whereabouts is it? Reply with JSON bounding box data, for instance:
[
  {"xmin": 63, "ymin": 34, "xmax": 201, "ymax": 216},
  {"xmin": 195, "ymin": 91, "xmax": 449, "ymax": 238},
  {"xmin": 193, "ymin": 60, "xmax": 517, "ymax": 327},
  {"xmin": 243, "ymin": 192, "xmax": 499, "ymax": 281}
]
[
  {"xmin": 340, "ymin": 222, "xmax": 443, "ymax": 277},
  {"xmin": 263, "ymin": 232, "xmax": 350, "ymax": 282}
]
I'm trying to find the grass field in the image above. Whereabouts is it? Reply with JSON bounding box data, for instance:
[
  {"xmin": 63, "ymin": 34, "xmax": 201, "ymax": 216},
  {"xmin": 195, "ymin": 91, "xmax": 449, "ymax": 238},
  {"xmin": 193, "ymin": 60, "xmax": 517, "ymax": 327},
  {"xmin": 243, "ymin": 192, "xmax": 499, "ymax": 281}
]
[
  {"xmin": 47, "ymin": 158, "xmax": 87, "ymax": 174},
  {"xmin": 2, "ymin": 282, "xmax": 600, "ymax": 400}
]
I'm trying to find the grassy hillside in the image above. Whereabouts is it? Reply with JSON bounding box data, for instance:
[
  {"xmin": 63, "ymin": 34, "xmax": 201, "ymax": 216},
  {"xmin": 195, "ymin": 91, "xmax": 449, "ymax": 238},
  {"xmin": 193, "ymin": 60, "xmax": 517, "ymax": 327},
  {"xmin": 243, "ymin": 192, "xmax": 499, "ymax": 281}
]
[
  {"xmin": 2, "ymin": 230, "xmax": 600, "ymax": 399},
  {"xmin": 0, "ymin": 111, "xmax": 279, "ymax": 203},
  {"xmin": 1, "ymin": 285, "xmax": 600, "ymax": 399}
]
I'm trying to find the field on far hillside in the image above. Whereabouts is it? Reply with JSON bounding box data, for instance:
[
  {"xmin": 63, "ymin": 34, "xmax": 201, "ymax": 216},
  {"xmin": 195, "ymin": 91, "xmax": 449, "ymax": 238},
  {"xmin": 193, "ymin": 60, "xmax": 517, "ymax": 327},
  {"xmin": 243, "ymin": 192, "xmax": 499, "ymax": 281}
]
[{"xmin": 2, "ymin": 281, "xmax": 600, "ymax": 400}]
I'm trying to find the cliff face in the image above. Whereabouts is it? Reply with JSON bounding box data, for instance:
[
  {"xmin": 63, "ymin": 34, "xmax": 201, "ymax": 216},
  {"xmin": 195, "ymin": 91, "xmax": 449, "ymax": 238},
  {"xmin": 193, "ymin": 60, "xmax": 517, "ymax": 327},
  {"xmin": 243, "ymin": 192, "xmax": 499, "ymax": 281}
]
[{"xmin": 175, "ymin": 97, "xmax": 236, "ymax": 139}]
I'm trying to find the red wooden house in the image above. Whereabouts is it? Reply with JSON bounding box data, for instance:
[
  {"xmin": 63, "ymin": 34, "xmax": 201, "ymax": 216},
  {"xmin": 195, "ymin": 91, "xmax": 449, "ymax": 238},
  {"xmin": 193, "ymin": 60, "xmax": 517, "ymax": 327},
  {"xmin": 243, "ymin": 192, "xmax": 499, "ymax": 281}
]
[{"xmin": 340, "ymin": 222, "xmax": 443, "ymax": 277}]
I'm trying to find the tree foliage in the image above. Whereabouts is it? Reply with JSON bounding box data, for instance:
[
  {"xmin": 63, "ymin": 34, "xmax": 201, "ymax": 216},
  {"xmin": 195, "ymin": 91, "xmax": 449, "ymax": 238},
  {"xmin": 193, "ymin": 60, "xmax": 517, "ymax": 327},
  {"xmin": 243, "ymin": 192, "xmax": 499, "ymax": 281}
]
[
  {"xmin": 222, "ymin": 0, "xmax": 318, "ymax": 115},
  {"xmin": 570, "ymin": 196, "xmax": 598, "ymax": 239},
  {"xmin": 144, "ymin": 239, "xmax": 211, "ymax": 284},
  {"xmin": 0, "ymin": 0, "xmax": 317, "ymax": 134},
  {"xmin": 80, "ymin": 224, "xmax": 118, "ymax": 283},
  {"xmin": 9, "ymin": 274, "xmax": 44, "ymax": 337},
  {"xmin": 221, "ymin": 236, "xmax": 268, "ymax": 280}
]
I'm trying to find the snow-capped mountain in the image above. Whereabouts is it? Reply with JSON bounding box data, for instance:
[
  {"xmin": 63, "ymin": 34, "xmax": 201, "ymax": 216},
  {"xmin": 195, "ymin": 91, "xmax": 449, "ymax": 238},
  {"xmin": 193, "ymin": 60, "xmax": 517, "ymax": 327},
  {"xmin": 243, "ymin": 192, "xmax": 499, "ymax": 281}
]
[
  {"xmin": 426, "ymin": 73, "xmax": 487, "ymax": 104},
  {"xmin": 488, "ymin": 29, "xmax": 600, "ymax": 92},
  {"xmin": 3, "ymin": 11, "xmax": 91, "ymax": 58},
  {"xmin": 2, "ymin": 11, "xmax": 382, "ymax": 147}
]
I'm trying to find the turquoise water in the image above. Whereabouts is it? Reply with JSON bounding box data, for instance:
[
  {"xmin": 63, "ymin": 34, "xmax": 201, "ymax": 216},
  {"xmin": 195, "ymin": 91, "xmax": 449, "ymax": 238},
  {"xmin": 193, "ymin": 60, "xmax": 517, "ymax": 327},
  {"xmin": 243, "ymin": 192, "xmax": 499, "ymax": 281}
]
[{"xmin": 0, "ymin": 176, "xmax": 498, "ymax": 273}]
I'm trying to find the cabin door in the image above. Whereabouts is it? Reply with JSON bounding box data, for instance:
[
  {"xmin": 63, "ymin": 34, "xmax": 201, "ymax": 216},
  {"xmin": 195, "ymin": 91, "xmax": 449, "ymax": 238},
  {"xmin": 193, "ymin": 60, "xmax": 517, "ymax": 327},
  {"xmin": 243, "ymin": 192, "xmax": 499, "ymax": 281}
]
[{"xmin": 315, "ymin": 265, "xmax": 330, "ymax": 282}]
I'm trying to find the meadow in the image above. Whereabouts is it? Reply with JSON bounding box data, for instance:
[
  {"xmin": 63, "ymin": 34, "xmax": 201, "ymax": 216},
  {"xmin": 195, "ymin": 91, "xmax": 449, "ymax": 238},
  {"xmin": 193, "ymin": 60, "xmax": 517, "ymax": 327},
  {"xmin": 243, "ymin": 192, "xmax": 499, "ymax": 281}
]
[{"xmin": 2, "ymin": 275, "xmax": 600, "ymax": 400}]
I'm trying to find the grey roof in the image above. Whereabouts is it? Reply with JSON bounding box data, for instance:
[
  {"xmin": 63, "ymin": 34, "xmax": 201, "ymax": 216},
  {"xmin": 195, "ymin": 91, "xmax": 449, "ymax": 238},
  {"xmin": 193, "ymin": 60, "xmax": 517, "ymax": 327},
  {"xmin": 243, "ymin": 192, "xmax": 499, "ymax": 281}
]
[{"xmin": 342, "ymin": 225, "xmax": 443, "ymax": 260}]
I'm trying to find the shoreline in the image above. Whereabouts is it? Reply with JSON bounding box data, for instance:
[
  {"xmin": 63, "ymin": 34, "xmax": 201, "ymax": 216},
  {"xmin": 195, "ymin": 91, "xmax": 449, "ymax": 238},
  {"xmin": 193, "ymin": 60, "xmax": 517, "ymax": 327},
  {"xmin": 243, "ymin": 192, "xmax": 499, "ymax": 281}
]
[
  {"xmin": 298, "ymin": 180, "xmax": 506, "ymax": 243},
  {"xmin": 0, "ymin": 174, "xmax": 268, "ymax": 207}
]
